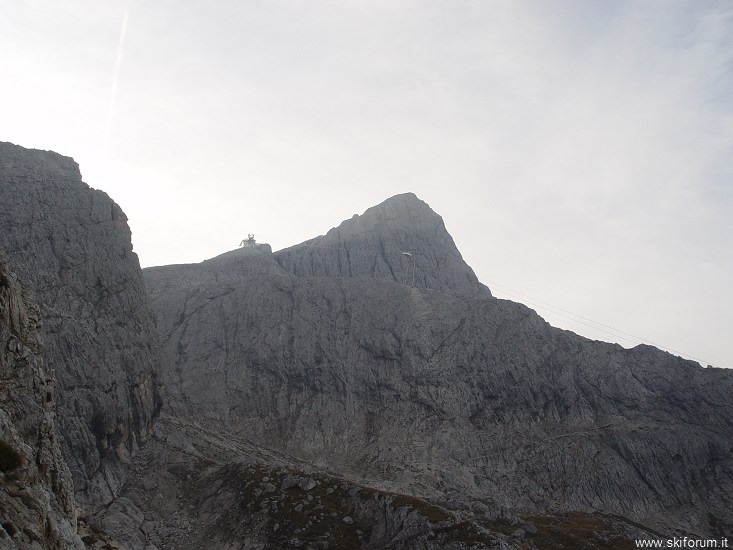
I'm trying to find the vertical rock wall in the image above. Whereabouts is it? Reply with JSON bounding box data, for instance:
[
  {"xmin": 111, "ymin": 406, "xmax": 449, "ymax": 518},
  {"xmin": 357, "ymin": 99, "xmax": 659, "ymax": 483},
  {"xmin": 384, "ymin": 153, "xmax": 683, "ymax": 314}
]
[{"xmin": 0, "ymin": 142, "xmax": 161, "ymax": 512}]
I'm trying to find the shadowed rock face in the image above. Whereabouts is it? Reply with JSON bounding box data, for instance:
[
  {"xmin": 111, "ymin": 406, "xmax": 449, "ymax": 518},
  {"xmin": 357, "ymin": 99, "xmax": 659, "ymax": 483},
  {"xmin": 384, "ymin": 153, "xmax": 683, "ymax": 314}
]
[
  {"xmin": 0, "ymin": 142, "xmax": 161, "ymax": 512},
  {"xmin": 0, "ymin": 254, "xmax": 83, "ymax": 549},
  {"xmin": 144, "ymin": 195, "xmax": 733, "ymax": 537}
]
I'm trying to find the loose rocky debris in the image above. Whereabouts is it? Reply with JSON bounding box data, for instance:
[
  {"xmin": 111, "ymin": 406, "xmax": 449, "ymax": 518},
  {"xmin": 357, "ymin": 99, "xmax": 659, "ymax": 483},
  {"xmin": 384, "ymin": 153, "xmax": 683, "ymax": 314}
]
[{"xmin": 92, "ymin": 415, "xmax": 663, "ymax": 549}]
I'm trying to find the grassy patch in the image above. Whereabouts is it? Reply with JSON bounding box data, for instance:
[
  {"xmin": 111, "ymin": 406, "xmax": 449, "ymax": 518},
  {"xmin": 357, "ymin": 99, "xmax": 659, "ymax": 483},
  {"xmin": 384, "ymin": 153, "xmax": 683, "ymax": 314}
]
[
  {"xmin": 187, "ymin": 462, "xmax": 507, "ymax": 548},
  {"xmin": 432, "ymin": 520, "xmax": 496, "ymax": 546},
  {"xmin": 390, "ymin": 493, "xmax": 451, "ymax": 523},
  {"xmin": 519, "ymin": 511, "xmax": 637, "ymax": 550},
  {"xmin": 204, "ymin": 465, "xmax": 367, "ymax": 548}
]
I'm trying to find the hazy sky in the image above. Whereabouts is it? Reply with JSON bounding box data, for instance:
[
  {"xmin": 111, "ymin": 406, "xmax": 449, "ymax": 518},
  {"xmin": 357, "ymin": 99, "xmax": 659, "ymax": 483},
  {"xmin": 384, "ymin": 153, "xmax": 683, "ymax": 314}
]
[{"xmin": 1, "ymin": 1, "xmax": 731, "ymax": 368}]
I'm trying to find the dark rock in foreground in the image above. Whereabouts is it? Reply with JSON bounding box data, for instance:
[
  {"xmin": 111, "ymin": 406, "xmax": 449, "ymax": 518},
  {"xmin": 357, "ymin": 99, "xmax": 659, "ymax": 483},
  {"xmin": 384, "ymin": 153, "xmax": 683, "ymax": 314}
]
[
  {"xmin": 0, "ymin": 254, "xmax": 83, "ymax": 548},
  {"xmin": 0, "ymin": 142, "xmax": 161, "ymax": 513}
]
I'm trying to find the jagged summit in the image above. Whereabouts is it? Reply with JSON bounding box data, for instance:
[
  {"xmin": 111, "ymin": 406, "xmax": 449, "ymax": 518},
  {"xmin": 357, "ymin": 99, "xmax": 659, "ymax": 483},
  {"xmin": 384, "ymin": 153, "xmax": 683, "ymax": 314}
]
[
  {"xmin": 274, "ymin": 192, "xmax": 491, "ymax": 297},
  {"xmin": 341, "ymin": 192, "xmax": 437, "ymax": 224},
  {"xmin": 318, "ymin": 193, "xmax": 449, "ymax": 250}
]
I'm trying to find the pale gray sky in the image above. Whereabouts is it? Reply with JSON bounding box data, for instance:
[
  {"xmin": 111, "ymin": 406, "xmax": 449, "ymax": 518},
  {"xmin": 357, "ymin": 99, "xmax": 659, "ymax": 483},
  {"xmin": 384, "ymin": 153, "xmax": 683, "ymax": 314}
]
[{"xmin": 1, "ymin": 1, "xmax": 731, "ymax": 368}]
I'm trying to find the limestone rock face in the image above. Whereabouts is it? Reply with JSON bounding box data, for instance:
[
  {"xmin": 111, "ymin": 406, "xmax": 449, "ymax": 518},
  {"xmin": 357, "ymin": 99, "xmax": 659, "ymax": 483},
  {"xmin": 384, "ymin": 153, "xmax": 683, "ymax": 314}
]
[
  {"xmin": 0, "ymin": 253, "xmax": 84, "ymax": 549},
  {"xmin": 0, "ymin": 142, "xmax": 161, "ymax": 512},
  {"xmin": 274, "ymin": 193, "xmax": 491, "ymax": 298},
  {"xmin": 145, "ymin": 195, "xmax": 733, "ymax": 537}
]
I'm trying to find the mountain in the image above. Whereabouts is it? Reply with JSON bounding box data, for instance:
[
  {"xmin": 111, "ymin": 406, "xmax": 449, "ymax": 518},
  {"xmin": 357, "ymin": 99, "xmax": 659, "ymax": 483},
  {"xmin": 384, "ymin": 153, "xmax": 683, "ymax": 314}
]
[
  {"xmin": 1, "ymin": 141, "xmax": 731, "ymax": 548},
  {"xmin": 144, "ymin": 193, "xmax": 733, "ymax": 539}
]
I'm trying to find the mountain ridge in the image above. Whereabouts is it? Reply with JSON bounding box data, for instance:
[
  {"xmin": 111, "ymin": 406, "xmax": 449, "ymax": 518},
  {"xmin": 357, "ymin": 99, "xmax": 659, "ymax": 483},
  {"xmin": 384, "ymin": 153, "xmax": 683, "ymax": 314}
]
[
  {"xmin": 2, "ymin": 141, "xmax": 731, "ymax": 548},
  {"xmin": 142, "ymin": 194, "xmax": 733, "ymax": 539}
]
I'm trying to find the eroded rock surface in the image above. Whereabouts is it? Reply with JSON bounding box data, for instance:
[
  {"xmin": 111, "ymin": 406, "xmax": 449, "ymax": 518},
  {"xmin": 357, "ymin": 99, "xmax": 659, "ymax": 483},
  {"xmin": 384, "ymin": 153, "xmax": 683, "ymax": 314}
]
[
  {"xmin": 144, "ymin": 195, "xmax": 733, "ymax": 538},
  {"xmin": 274, "ymin": 193, "xmax": 491, "ymax": 298},
  {"xmin": 2, "ymin": 140, "xmax": 730, "ymax": 547},
  {"xmin": 0, "ymin": 253, "xmax": 84, "ymax": 549},
  {"xmin": 0, "ymin": 142, "xmax": 161, "ymax": 513},
  {"xmin": 108, "ymin": 414, "xmax": 659, "ymax": 549},
  {"xmin": 144, "ymin": 244, "xmax": 281, "ymax": 296}
]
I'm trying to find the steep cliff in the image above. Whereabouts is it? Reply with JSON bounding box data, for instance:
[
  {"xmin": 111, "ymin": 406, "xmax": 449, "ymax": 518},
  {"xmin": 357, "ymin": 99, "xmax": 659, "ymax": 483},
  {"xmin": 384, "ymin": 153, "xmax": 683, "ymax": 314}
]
[
  {"xmin": 0, "ymin": 253, "xmax": 84, "ymax": 548},
  {"xmin": 0, "ymin": 142, "xmax": 161, "ymax": 513},
  {"xmin": 144, "ymin": 195, "xmax": 733, "ymax": 538}
]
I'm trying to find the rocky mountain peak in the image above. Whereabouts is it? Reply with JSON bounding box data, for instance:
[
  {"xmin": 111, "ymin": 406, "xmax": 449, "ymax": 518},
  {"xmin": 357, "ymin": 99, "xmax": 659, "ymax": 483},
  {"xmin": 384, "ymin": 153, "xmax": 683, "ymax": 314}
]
[
  {"xmin": 342, "ymin": 191, "xmax": 437, "ymax": 224},
  {"xmin": 274, "ymin": 193, "xmax": 491, "ymax": 297}
]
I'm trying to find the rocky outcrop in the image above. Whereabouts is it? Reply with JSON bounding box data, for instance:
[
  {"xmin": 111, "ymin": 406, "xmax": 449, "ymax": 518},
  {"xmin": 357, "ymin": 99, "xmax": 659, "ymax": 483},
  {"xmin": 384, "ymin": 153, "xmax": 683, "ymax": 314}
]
[
  {"xmin": 0, "ymin": 253, "xmax": 84, "ymax": 549},
  {"xmin": 274, "ymin": 193, "xmax": 491, "ymax": 298},
  {"xmin": 144, "ymin": 195, "xmax": 733, "ymax": 538},
  {"xmin": 0, "ymin": 142, "xmax": 161, "ymax": 513}
]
